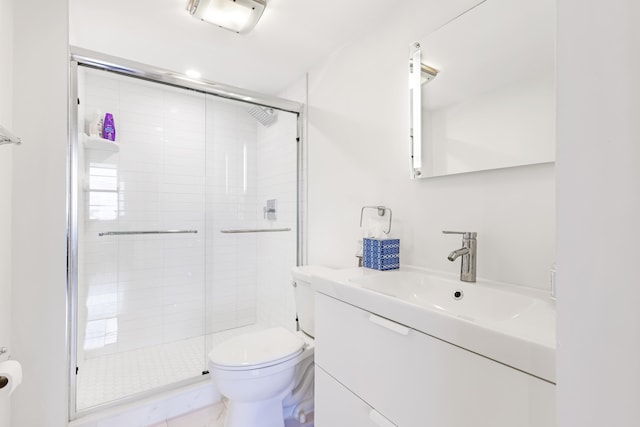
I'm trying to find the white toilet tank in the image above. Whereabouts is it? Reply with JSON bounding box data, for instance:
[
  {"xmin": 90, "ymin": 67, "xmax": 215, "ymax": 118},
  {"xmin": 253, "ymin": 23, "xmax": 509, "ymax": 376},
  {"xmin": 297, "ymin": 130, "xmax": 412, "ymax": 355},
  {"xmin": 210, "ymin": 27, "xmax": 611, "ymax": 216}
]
[{"xmin": 292, "ymin": 265, "xmax": 330, "ymax": 338}]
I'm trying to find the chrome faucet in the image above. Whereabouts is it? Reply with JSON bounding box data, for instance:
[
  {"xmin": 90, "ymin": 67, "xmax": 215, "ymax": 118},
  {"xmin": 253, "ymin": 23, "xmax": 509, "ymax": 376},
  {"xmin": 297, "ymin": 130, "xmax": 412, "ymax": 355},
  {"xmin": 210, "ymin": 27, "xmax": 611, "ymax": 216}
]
[{"xmin": 443, "ymin": 231, "xmax": 477, "ymax": 282}]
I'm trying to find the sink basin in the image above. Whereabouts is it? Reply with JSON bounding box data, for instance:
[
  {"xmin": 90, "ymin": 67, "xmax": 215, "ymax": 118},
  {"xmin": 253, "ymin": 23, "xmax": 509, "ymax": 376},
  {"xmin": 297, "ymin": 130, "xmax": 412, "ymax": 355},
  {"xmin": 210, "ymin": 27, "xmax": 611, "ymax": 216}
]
[
  {"xmin": 350, "ymin": 270, "xmax": 539, "ymax": 324},
  {"xmin": 312, "ymin": 266, "xmax": 556, "ymax": 383}
]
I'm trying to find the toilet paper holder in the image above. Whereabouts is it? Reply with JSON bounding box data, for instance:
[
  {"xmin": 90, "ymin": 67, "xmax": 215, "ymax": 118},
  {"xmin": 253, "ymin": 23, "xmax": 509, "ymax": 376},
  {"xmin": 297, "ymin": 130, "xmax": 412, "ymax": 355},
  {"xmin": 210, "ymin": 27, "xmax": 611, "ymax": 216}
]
[{"xmin": 0, "ymin": 346, "xmax": 8, "ymax": 389}]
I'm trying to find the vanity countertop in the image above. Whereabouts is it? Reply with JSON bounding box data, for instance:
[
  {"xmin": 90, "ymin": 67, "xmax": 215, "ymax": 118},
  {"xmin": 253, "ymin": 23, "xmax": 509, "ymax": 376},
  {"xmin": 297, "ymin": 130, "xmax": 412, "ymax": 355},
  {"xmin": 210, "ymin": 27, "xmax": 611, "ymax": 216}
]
[{"xmin": 312, "ymin": 265, "xmax": 556, "ymax": 383}]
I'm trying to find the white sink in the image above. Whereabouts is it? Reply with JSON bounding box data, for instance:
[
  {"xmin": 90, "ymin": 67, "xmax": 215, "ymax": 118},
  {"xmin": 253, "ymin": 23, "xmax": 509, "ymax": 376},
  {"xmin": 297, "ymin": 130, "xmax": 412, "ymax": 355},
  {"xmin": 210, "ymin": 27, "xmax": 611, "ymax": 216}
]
[
  {"xmin": 350, "ymin": 270, "xmax": 539, "ymax": 323},
  {"xmin": 312, "ymin": 266, "xmax": 556, "ymax": 383}
]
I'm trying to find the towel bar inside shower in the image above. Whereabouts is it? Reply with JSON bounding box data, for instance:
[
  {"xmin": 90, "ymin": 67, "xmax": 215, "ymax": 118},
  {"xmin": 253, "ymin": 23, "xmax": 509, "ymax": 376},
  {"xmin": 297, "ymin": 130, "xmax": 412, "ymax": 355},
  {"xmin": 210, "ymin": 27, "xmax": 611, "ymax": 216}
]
[
  {"xmin": 98, "ymin": 230, "xmax": 198, "ymax": 237},
  {"xmin": 220, "ymin": 228, "xmax": 291, "ymax": 234}
]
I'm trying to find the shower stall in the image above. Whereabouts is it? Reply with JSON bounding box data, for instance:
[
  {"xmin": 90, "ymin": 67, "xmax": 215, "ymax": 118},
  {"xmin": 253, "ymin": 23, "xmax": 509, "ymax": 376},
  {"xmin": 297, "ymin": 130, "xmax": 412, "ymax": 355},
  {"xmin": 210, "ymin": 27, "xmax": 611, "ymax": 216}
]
[{"xmin": 67, "ymin": 50, "xmax": 305, "ymax": 417}]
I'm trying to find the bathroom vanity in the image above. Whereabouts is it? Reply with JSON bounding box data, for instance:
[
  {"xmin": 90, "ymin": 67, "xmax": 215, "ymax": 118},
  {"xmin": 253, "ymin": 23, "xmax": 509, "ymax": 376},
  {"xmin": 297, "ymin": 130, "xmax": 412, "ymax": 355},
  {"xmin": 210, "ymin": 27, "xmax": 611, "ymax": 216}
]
[{"xmin": 312, "ymin": 267, "xmax": 556, "ymax": 427}]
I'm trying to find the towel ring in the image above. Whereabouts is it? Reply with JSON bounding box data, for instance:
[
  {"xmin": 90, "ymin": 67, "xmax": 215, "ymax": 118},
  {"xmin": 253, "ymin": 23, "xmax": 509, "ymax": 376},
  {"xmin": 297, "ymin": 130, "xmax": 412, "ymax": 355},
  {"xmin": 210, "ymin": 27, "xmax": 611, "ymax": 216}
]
[{"xmin": 359, "ymin": 206, "xmax": 392, "ymax": 235}]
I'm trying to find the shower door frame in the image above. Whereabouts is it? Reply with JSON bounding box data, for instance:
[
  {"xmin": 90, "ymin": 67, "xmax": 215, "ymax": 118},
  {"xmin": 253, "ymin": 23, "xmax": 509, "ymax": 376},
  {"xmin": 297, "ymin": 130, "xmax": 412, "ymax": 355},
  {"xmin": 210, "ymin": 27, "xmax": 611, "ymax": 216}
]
[{"xmin": 67, "ymin": 46, "xmax": 306, "ymax": 421}]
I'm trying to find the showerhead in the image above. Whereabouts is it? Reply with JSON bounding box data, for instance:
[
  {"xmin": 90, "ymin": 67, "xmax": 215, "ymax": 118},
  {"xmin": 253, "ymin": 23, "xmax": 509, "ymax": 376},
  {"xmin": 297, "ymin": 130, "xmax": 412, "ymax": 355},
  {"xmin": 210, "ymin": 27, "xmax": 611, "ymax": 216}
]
[{"xmin": 247, "ymin": 105, "xmax": 278, "ymax": 127}]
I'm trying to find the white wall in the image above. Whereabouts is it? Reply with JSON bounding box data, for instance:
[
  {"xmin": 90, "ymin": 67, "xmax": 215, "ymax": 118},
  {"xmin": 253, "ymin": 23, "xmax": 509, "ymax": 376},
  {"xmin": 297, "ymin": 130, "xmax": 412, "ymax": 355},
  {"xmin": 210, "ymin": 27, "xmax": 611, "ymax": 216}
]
[
  {"xmin": 556, "ymin": 0, "xmax": 640, "ymax": 425},
  {"xmin": 11, "ymin": 0, "xmax": 68, "ymax": 425},
  {"xmin": 305, "ymin": 0, "xmax": 555, "ymax": 290},
  {"xmin": 0, "ymin": 0, "xmax": 13, "ymax": 425}
]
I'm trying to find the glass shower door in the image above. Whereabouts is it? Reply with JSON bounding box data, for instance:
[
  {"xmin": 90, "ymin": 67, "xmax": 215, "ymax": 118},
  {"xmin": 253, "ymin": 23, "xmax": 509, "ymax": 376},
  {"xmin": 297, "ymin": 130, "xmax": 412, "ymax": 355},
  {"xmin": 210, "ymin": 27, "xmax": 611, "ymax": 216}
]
[
  {"xmin": 204, "ymin": 95, "xmax": 300, "ymax": 352},
  {"xmin": 72, "ymin": 63, "xmax": 302, "ymax": 415},
  {"xmin": 75, "ymin": 67, "xmax": 208, "ymax": 410}
]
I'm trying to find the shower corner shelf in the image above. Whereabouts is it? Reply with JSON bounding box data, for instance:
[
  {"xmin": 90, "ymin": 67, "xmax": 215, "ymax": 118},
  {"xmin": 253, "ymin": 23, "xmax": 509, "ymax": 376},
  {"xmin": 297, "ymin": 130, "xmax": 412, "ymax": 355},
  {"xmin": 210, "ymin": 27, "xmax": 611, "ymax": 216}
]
[{"xmin": 82, "ymin": 134, "xmax": 120, "ymax": 152}]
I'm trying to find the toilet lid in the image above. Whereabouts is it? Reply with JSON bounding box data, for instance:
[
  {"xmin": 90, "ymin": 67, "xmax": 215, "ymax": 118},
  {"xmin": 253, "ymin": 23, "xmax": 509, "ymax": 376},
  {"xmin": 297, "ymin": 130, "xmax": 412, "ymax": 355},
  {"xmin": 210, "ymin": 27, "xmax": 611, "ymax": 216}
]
[{"xmin": 209, "ymin": 327, "xmax": 305, "ymax": 368}]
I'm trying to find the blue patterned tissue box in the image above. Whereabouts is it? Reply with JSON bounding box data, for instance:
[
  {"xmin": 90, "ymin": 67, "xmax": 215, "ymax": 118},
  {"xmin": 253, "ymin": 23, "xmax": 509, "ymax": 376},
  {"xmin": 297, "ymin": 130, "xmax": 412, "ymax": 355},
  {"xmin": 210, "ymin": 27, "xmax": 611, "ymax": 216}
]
[{"xmin": 363, "ymin": 238, "xmax": 400, "ymax": 270}]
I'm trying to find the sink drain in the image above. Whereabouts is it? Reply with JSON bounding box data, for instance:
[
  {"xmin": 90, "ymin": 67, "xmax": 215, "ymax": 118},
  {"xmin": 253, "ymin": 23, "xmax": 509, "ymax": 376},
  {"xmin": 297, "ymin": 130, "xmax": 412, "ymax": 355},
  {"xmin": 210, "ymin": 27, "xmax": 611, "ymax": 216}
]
[{"xmin": 453, "ymin": 289, "xmax": 464, "ymax": 300}]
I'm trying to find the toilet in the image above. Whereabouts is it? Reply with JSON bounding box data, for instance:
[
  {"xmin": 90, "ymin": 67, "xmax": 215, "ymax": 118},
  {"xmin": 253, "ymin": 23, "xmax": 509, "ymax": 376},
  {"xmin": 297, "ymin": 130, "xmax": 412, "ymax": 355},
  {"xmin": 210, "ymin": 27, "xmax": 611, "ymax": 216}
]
[{"xmin": 208, "ymin": 265, "xmax": 324, "ymax": 427}]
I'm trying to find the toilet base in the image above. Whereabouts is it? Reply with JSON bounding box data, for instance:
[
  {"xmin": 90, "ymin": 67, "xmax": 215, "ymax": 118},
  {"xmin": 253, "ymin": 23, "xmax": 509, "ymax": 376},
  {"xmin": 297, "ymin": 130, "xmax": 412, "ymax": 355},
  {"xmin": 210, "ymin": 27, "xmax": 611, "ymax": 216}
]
[{"xmin": 225, "ymin": 394, "xmax": 287, "ymax": 427}]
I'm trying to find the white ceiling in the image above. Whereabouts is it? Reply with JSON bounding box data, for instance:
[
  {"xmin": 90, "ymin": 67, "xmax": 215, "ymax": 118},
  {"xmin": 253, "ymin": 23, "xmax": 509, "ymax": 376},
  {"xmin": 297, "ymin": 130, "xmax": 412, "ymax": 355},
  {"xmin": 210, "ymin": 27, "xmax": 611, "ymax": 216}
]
[{"xmin": 69, "ymin": 0, "xmax": 399, "ymax": 95}]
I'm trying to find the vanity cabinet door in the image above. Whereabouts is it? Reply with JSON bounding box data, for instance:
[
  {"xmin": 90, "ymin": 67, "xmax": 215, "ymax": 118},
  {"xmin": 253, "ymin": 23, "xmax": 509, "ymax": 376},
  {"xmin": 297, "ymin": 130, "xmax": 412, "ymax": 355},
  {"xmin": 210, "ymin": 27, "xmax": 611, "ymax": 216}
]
[
  {"xmin": 315, "ymin": 292, "xmax": 556, "ymax": 427},
  {"xmin": 315, "ymin": 366, "xmax": 396, "ymax": 427}
]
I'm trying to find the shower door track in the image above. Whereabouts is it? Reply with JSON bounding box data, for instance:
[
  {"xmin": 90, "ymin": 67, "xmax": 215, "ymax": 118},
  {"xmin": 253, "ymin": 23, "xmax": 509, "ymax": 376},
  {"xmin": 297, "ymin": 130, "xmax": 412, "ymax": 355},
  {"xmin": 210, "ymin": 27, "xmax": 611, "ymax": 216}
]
[
  {"xmin": 67, "ymin": 47, "xmax": 306, "ymax": 421},
  {"xmin": 70, "ymin": 46, "xmax": 302, "ymax": 114}
]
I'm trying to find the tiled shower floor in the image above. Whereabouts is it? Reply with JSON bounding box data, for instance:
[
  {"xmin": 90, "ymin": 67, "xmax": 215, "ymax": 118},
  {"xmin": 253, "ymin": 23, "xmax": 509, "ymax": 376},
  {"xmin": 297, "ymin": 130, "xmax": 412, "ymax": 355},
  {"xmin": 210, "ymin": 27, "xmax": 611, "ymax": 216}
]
[
  {"xmin": 76, "ymin": 325, "xmax": 264, "ymax": 410},
  {"xmin": 77, "ymin": 336, "xmax": 206, "ymax": 410}
]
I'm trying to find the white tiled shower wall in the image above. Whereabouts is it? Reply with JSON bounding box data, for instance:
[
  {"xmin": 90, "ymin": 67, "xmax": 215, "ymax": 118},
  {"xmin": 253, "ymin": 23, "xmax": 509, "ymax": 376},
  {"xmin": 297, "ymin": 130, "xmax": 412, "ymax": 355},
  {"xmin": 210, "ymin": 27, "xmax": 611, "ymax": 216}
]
[
  {"xmin": 255, "ymin": 112, "xmax": 299, "ymax": 331},
  {"xmin": 207, "ymin": 101, "xmax": 299, "ymax": 337},
  {"xmin": 206, "ymin": 102, "xmax": 299, "ymax": 337},
  {"xmin": 205, "ymin": 97, "xmax": 259, "ymax": 335},
  {"xmin": 78, "ymin": 68, "xmax": 299, "ymax": 372}
]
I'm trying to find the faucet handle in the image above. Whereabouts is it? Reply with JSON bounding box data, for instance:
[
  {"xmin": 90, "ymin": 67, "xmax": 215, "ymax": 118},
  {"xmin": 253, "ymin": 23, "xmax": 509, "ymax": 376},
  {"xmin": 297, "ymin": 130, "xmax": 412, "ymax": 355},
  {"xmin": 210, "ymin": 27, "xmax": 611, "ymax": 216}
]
[{"xmin": 442, "ymin": 230, "xmax": 477, "ymax": 239}]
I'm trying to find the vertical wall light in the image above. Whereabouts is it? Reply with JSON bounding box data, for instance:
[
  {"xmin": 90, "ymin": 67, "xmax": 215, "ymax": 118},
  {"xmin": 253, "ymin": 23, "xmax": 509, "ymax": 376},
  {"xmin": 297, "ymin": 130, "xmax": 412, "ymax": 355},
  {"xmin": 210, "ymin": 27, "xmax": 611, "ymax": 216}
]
[{"xmin": 186, "ymin": 0, "xmax": 267, "ymax": 34}]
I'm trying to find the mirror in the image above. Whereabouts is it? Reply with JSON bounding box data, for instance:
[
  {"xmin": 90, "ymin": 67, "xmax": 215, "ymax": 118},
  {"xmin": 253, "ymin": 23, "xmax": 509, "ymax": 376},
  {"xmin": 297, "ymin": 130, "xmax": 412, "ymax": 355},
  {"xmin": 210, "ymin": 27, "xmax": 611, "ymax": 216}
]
[{"xmin": 409, "ymin": 0, "xmax": 555, "ymax": 179}]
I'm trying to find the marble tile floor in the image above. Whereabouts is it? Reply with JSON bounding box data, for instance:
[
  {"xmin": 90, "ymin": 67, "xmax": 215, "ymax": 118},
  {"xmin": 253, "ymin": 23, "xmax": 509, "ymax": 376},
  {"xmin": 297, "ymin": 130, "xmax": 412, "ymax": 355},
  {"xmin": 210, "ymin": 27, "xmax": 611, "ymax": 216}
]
[{"xmin": 149, "ymin": 401, "xmax": 315, "ymax": 427}]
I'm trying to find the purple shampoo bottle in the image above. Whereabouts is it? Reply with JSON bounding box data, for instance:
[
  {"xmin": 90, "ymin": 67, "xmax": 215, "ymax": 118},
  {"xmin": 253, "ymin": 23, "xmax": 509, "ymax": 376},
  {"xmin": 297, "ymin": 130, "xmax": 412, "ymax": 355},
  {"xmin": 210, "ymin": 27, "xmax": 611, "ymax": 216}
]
[{"xmin": 102, "ymin": 113, "xmax": 116, "ymax": 141}]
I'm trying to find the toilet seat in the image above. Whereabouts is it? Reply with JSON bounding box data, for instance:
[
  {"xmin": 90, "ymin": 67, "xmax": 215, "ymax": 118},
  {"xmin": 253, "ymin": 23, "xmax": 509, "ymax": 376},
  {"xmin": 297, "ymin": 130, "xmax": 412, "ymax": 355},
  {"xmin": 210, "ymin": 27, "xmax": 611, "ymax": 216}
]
[{"xmin": 209, "ymin": 327, "xmax": 305, "ymax": 371}]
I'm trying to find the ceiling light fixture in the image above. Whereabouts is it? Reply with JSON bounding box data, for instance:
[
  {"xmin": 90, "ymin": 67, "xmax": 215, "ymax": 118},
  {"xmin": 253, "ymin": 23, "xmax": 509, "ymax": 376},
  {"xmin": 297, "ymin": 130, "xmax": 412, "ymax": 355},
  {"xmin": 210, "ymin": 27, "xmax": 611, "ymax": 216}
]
[{"xmin": 186, "ymin": 0, "xmax": 267, "ymax": 34}]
